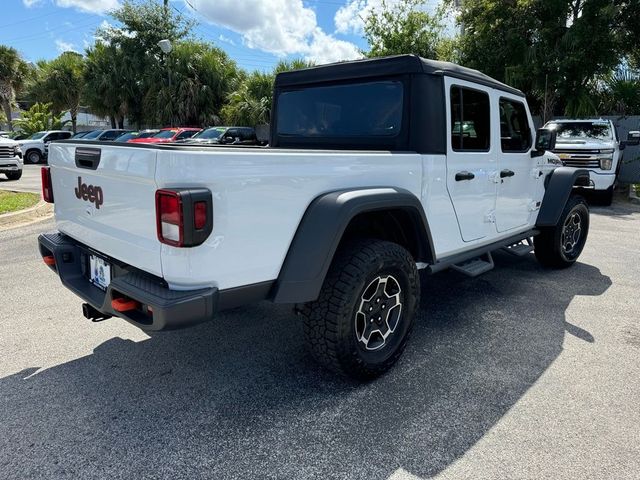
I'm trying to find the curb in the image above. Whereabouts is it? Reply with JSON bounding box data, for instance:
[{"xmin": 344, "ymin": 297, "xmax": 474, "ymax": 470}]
[{"xmin": 0, "ymin": 197, "xmax": 53, "ymax": 231}]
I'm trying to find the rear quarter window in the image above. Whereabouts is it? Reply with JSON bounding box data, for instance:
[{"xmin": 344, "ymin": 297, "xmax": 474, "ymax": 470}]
[{"xmin": 276, "ymin": 81, "xmax": 404, "ymax": 138}]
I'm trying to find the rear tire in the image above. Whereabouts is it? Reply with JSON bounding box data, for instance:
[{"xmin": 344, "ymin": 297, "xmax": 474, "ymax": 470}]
[
  {"xmin": 301, "ymin": 239, "xmax": 420, "ymax": 380},
  {"xmin": 26, "ymin": 150, "xmax": 42, "ymax": 164},
  {"xmin": 534, "ymin": 195, "xmax": 589, "ymax": 268},
  {"xmin": 5, "ymin": 171, "xmax": 22, "ymax": 180}
]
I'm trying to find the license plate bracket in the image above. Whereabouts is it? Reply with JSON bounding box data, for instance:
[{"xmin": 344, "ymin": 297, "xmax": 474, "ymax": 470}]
[{"xmin": 89, "ymin": 254, "xmax": 111, "ymax": 291}]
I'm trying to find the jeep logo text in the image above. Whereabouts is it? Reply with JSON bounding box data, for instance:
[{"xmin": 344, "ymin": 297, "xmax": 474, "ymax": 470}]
[{"xmin": 74, "ymin": 177, "xmax": 104, "ymax": 209}]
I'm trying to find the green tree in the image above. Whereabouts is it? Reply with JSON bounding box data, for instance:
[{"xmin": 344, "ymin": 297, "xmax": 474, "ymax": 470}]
[
  {"xmin": 32, "ymin": 52, "xmax": 85, "ymax": 132},
  {"xmin": 84, "ymin": 43, "xmax": 128, "ymax": 128},
  {"xmin": 13, "ymin": 102, "xmax": 67, "ymax": 136},
  {"xmin": 0, "ymin": 46, "xmax": 31, "ymax": 131},
  {"xmin": 362, "ymin": 0, "xmax": 451, "ymax": 60},
  {"xmin": 98, "ymin": 0, "xmax": 195, "ymax": 128},
  {"xmin": 221, "ymin": 59, "xmax": 314, "ymax": 127},
  {"xmin": 454, "ymin": 0, "xmax": 623, "ymax": 118},
  {"xmin": 144, "ymin": 41, "xmax": 241, "ymax": 126},
  {"xmin": 599, "ymin": 67, "xmax": 640, "ymax": 116}
]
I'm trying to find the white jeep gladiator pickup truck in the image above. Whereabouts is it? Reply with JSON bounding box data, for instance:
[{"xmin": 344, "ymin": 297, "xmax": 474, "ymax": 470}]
[
  {"xmin": 545, "ymin": 118, "xmax": 640, "ymax": 205},
  {"xmin": 39, "ymin": 55, "xmax": 595, "ymax": 379}
]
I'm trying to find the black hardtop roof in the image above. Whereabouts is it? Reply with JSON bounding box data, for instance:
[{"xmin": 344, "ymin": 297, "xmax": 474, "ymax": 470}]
[{"xmin": 275, "ymin": 54, "xmax": 524, "ymax": 97}]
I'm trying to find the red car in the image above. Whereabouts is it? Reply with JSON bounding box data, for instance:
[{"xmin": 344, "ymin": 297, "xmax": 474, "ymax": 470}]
[{"xmin": 127, "ymin": 127, "xmax": 201, "ymax": 144}]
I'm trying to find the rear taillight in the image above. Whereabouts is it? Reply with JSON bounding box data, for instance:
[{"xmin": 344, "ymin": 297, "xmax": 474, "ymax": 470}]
[
  {"xmin": 41, "ymin": 167, "xmax": 54, "ymax": 203},
  {"xmin": 194, "ymin": 201, "xmax": 207, "ymax": 230},
  {"xmin": 156, "ymin": 190, "xmax": 183, "ymax": 246},
  {"xmin": 155, "ymin": 188, "xmax": 213, "ymax": 247}
]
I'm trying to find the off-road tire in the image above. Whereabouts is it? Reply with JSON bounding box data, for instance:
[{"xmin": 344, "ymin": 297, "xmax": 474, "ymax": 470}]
[
  {"xmin": 301, "ymin": 239, "xmax": 420, "ymax": 380},
  {"xmin": 5, "ymin": 171, "xmax": 22, "ymax": 180},
  {"xmin": 26, "ymin": 150, "xmax": 42, "ymax": 164},
  {"xmin": 534, "ymin": 195, "xmax": 589, "ymax": 268}
]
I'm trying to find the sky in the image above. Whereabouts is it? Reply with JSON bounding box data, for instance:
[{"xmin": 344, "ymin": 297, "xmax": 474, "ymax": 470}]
[{"xmin": 0, "ymin": 0, "xmax": 442, "ymax": 72}]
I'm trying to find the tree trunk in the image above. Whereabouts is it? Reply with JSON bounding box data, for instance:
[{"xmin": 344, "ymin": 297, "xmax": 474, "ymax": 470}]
[
  {"xmin": 110, "ymin": 115, "xmax": 116, "ymax": 129},
  {"xmin": 117, "ymin": 115, "xmax": 124, "ymax": 129},
  {"xmin": 1, "ymin": 99, "xmax": 13, "ymax": 131},
  {"xmin": 71, "ymin": 113, "xmax": 77, "ymax": 134}
]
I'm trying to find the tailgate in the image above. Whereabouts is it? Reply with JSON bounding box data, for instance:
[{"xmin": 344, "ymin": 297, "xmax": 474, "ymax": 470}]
[{"xmin": 49, "ymin": 143, "xmax": 162, "ymax": 276}]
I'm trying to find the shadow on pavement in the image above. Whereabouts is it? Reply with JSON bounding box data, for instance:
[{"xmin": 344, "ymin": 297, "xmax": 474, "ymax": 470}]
[{"xmin": 0, "ymin": 253, "xmax": 611, "ymax": 480}]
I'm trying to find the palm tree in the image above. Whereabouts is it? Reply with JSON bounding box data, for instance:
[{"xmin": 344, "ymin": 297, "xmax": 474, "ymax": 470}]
[
  {"xmin": 84, "ymin": 43, "xmax": 129, "ymax": 128},
  {"xmin": 13, "ymin": 102, "xmax": 67, "ymax": 136},
  {"xmin": 0, "ymin": 46, "xmax": 30, "ymax": 131},
  {"xmin": 144, "ymin": 41, "xmax": 241, "ymax": 126},
  {"xmin": 222, "ymin": 60, "xmax": 315, "ymax": 127}
]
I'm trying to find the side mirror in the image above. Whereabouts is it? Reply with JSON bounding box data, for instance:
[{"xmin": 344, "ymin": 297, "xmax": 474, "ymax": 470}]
[
  {"xmin": 532, "ymin": 128, "xmax": 556, "ymax": 157},
  {"xmin": 626, "ymin": 130, "xmax": 640, "ymax": 146}
]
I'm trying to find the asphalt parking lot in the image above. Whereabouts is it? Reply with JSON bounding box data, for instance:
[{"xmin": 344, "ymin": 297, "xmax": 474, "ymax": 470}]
[
  {"xmin": 1, "ymin": 200, "xmax": 639, "ymax": 480},
  {"xmin": 0, "ymin": 164, "xmax": 41, "ymax": 193}
]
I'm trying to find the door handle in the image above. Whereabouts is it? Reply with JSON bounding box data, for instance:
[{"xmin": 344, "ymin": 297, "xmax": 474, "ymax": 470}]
[
  {"xmin": 455, "ymin": 171, "xmax": 475, "ymax": 181},
  {"xmin": 500, "ymin": 169, "xmax": 515, "ymax": 178}
]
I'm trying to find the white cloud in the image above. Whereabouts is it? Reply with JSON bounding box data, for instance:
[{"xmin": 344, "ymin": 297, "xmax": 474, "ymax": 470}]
[
  {"xmin": 218, "ymin": 34, "xmax": 236, "ymax": 46},
  {"xmin": 54, "ymin": 0, "xmax": 120, "ymax": 14},
  {"xmin": 189, "ymin": 0, "xmax": 362, "ymax": 64},
  {"xmin": 55, "ymin": 39, "xmax": 77, "ymax": 53},
  {"xmin": 22, "ymin": 0, "xmax": 43, "ymax": 7},
  {"xmin": 335, "ymin": 0, "xmax": 402, "ymax": 35}
]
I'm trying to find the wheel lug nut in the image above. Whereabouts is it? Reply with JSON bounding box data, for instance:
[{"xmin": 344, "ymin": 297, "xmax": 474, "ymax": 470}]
[{"xmin": 382, "ymin": 304, "xmax": 386, "ymax": 309}]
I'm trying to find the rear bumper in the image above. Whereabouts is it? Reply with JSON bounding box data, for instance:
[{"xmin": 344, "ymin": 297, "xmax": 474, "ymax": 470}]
[{"xmin": 38, "ymin": 232, "xmax": 218, "ymax": 331}]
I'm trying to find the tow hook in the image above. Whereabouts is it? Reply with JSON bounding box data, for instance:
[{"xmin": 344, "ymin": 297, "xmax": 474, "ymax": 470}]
[{"xmin": 82, "ymin": 303, "xmax": 112, "ymax": 322}]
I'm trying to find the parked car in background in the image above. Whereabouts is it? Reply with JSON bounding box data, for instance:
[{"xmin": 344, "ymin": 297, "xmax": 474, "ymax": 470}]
[
  {"xmin": 116, "ymin": 129, "xmax": 161, "ymax": 143},
  {"xmin": 179, "ymin": 126, "xmax": 260, "ymax": 145},
  {"xmin": 545, "ymin": 118, "xmax": 636, "ymax": 205},
  {"xmin": 0, "ymin": 136, "xmax": 23, "ymax": 180},
  {"xmin": 71, "ymin": 131, "xmax": 95, "ymax": 139},
  {"xmin": 127, "ymin": 127, "xmax": 200, "ymax": 144},
  {"xmin": 17, "ymin": 130, "xmax": 72, "ymax": 164},
  {"xmin": 113, "ymin": 131, "xmax": 139, "ymax": 142},
  {"xmin": 79, "ymin": 129, "xmax": 133, "ymax": 142},
  {"xmin": 0, "ymin": 131, "xmax": 10, "ymax": 138}
]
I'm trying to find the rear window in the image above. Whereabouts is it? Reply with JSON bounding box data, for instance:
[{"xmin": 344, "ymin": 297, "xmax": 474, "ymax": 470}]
[
  {"xmin": 194, "ymin": 128, "xmax": 226, "ymax": 139},
  {"xmin": 276, "ymin": 81, "xmax": 403, "ymax": 137},
  {"xmin": 83, "ymin": 130, "xmax": 103, "ymax": 139},
  {"xmin": 100, "ymin": 130, "xmax": 127, "ymax": 141},
  {"xmin": 154, "ymin": 130, "xmax": 178, "ymax": 139},
  {"xmin": 547, "ymin": 121, "xmax": 612, "ymax": 141}
]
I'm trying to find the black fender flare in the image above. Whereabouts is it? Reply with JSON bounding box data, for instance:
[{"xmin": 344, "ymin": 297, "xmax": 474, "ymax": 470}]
[
  {"xmin": 272, "ymin": 187, "xmax": 434, "ymax": 304},
  {"xmin": 536, "ymin": 167, "xmax": 590, "ymax": 227}
]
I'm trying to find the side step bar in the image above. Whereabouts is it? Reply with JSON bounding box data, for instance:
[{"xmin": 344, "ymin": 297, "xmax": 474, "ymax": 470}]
[
  {"xmin": 427, "ymin": 229, "xmax": 539, "ymax": 275},
  {"xmin": 501, "ymin": 238, "xmax": 534, "ymax": 257},
  {"xmin": 451, "ymin": 252, "xmax": 494, "ymax": 277}
]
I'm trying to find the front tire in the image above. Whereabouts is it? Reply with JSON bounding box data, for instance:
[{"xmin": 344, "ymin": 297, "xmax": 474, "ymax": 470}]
[
  {"xmin": 534, "ymin": 195, "xmax": 589, "ymax": 268},
  {"xmin": 302, "ymin": 239, "xmax": 420, "ymax": 380},
  {"xmin": 598, "ymin": 186, "xmax": 614, "ymax": 206},
  {"xmin": 5, "ymin": 170, "xmax": 22, "ymax": 180}
]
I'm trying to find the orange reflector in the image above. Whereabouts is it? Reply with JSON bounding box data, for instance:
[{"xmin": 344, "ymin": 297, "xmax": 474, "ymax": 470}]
[
  {"xmin": 111, "ymin": 297, "xmax": 140, "ymax": 312},
  {"xmin": 43, "ymin": 255, "xmax": 56, "ymax": 266}
]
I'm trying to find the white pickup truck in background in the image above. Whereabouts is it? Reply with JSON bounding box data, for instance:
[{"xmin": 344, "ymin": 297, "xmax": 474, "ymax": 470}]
[
  {"xmin": 17, "ymin": 130, "xmax": 72, "ymax": 164},
  {"xmin": 0, "ymin": 136, "xmax": 23, "ymax": 180},
  {"xmin": 546, "ymin": 118, "xmax": 638, "ymax": 205},
  {"xmin": 39, "ymin": 55, "xmax": 634, "ymax": 379}
]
